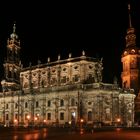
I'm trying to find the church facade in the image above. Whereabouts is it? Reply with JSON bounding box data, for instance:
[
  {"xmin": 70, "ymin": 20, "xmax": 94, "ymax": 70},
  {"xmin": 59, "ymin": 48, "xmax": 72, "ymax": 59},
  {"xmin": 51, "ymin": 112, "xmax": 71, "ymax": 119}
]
[{"xmin": 0, "ymin": 23, "xmax": 135, "ymax": 127}]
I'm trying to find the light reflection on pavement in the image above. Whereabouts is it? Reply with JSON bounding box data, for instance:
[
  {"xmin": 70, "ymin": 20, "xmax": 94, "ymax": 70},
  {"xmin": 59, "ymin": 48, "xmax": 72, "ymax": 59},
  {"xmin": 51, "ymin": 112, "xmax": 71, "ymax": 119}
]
[{"xmin": 0, "ymin": 127, "xmax": 140, "ymax": 140}]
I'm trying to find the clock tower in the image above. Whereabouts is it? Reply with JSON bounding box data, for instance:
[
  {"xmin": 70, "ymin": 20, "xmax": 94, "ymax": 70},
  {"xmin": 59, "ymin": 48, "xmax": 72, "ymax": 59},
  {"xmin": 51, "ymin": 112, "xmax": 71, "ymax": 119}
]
[
  {"xmin": 121, "ymin": 4, "xmax": 140, "ymax": 95},
  {"xmin": 1, "ymin": 23, "xmax": 21, "ymax": 91}
]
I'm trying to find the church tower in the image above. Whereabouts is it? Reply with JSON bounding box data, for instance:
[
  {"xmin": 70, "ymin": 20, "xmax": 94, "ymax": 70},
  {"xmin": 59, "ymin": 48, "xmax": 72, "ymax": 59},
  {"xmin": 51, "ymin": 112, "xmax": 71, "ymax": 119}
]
[
  {"xmin": 121, "ymin": 4, "xmax": 140, "ymax": 95},
  {"xmin": 1, "ymin": 23, "xmax": 21, "ymax": 91}
]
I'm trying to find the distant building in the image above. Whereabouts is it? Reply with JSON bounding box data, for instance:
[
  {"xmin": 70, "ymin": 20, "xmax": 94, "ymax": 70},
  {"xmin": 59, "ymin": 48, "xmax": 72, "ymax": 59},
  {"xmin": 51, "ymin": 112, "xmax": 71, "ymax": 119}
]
[{"xmin": 0, "ymin": 23, "xmax": 135, "ymax": 127}]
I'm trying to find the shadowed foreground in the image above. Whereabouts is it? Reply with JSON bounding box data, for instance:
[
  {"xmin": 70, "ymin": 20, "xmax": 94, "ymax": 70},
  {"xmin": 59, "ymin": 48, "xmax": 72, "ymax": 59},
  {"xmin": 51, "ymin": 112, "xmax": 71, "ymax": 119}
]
[{"xmin": 0, "ymin": 127, "xmax": 140, "ymax": 140}]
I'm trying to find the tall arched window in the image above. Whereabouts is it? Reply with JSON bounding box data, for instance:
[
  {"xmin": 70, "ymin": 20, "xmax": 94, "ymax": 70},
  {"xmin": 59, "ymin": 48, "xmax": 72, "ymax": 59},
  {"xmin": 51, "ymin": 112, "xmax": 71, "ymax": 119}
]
[
  {"xmin": 25, "ymin": 102, "xmax": 28, "ymax": 108},
  {"xmin": 14, "ymin": 72, "xmax": 17, "ymax": 79},
  {"xmin": 60, "ymin": 99, "xmax": 64, "ymax": 106},
  {"xmin": 48, "ymin": 100, "xmax": 51, "ymax": 107},
  {"xmin": 36, "ymin": 101, "xmax": 39, "ymax": 108},
  {"xmin": 71, "ymin": 98, "xmax": 75, "ymax": 106},
  {"xmin": 88, "ymin": 111, "xmax": 92, "ymax": 121},
  {"xmin": 8, "ymin": 71, "xmax": 12, "ymax": 78}
]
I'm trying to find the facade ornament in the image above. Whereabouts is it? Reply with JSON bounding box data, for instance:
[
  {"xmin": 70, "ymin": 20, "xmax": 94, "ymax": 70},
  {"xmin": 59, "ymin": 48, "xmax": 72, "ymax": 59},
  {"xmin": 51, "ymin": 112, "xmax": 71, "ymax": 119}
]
[
  {"xmin": 69, "ymin": 53, "xmax": 72, "ymax": 58},
  {"xmin": 58, "ymin": 54, "xmax": 60, "ymax": 60},
  {"xmin": 113, "ymin": 76, "xmax": 118, "ymax": 85},
  {"xmin": 82, "ymin": 50, "xmax": 85, "ymax": 56},
  {"xmin": 10, "ymin": 22, "xmax": 18, "ymax": 39},
  {"xmin": 48, "ymin": 57, "xmax": 50, "ymax": 63},
  {"xmin": 37, "ymin": 59, "xmax": 41, "ymax": 65}
]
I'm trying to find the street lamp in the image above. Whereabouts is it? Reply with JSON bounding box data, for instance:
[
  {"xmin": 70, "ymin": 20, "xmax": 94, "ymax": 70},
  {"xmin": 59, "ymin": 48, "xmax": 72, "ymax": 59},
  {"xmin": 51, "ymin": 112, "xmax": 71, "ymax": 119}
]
[
  {"xmin": 80, "ymin": 118, "xmax": 84, "ymax": 123},
  {"xmin": 117, "ymin": 118, "xmax": 121, "ymax": 122},
  {"xmin": 116, "ymin": 118, "xmax": 121, "ymax": 127},
  {"xmin": 80, "ymin": 119, "xmax": 84, "ymax": 135},
  {"xmin": 14, "ymin": 119, "xmax": 18, "ymax": 127},
  {"xmin": 43, "ymin": 119, "xmax": 47, "ymax": 127},
  {"xmin": 43, "ymin": 119, "xmax": 46, "ymax": 123},
  {"xmin": 34, "ymin": 117, "xmax": 37, "ymax": 121},
  {"xmin": 27, "ymin": 115, "xmax": 30, "ymax": 127}
]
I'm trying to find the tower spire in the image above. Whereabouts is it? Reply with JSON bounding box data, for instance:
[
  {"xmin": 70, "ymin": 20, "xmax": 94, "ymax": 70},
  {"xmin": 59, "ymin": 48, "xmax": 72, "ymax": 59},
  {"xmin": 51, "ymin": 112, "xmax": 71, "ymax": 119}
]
[
  {"xmin": 10, "ymin": 22, "xmax": 18, "ymax": 39},
  {"xmin": 121, "ymin": 2, "xmax": 140, "ymax": 95},
  {"xmin": 1, "ymin": 23, "xmax": 21, "ymax": 91},
  {"xmin": 125, "ymin": 3, "xmax": 136, "ymax": 48},
  {"xmin": 13, "ymin": 22, "xmax": 16, "ymax": 33},
  {"xmin": 128, "ymin": 4, "xmax": 132, "ymax": 28}
]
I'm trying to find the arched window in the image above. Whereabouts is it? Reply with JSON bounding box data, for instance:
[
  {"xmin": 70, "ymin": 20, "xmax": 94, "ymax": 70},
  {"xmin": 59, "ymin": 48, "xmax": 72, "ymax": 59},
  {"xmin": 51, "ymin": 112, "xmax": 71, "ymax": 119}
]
[
  {"xmin": 23, "ymin": 82, "xmax": 28, "ymax": 88},
  {"xmin": 6, "ymin": 104, "xmax": 9, "ymax": 109},
  {"xmin": 60, "ymin": 99, "xmax": 64, "ymax": 106},
  {"xmin": 14, "ymin": 72, "xmax": 17, "ymax": 79},
  {"xmin": 48, "ymin": 100, "xmax": 51, "ymax": 107},
  {"xmin": 8, "ymin": 71, "xmax": 12, "ymax": 78},
  {"xmin": 88, "ymin": 111, "xmax": 92, "ymax": 121},
  {"xmin": 71, "ymin": 98, "xmax": 75, "ymax": 106},
  {"xmin": 25, "ymin": 102, "xmax": 28, "ymax": 108},
  {"xmin": 47, "ymin": 113, "xmax": 51, "ymax": 120},
  {"xmin": 36, "ymin": 101, "xmax": 39, "ymax": 108},
  {"xmin": 15, "ymin": 103, "xmax": 18, "ymax": 109},
  {"xmin": 41, "ymin": 80, "xmax": 45, "ymax": 87}
]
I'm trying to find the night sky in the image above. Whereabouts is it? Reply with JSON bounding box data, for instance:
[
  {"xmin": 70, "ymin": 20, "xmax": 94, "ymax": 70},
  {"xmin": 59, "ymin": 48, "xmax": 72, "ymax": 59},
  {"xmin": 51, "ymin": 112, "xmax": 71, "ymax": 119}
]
[{"xmin": 0, "ymin": 0, "xmax": 140, "ymax": 87}]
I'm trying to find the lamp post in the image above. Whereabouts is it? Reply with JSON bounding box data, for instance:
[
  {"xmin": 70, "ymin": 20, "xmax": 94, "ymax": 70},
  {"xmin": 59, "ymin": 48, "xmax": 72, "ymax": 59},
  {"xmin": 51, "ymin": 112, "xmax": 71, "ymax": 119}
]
[
  {"xmin": 14, "ymin": 119, "xmax": 18, "ymax": 128},
  {"xmin": 35, "ymin": 113, "xmax": 39, "ymax": 127},
  {"xmin": 43, "ymin": 119, "xmax": 46, "ymax": 126},
  {"xmin": 77, "ymin": 90, "xmax": 80, "ymax": 126},
  {"xmin": 27, "ymin": 115, "xmax": 30, "ymax": 127},
  {"xmin": 77, "ymin": 84, "xmax": 85, "ymax": 127},
  {"xmin": 54, "ymin": 98, "xmax": 59, "ymax": 125},
  {"xmin": 116, "ymin": 118, "xmax": 121, "ymax": 127},
  {"xmin": 80, "ymin": 118, "xmax": 84, "ymax": 135},
  {"xmin": 3, "ymin": 90, "xmax": 6, "ymax": 127}
]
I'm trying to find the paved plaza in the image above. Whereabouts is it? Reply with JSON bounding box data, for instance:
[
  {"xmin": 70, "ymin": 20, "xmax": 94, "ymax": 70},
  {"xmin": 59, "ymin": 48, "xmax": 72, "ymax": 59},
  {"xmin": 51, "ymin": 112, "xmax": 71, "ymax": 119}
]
[{"xmin": 0, "ymin": 127, "xmax": 140, "ymax": 140}]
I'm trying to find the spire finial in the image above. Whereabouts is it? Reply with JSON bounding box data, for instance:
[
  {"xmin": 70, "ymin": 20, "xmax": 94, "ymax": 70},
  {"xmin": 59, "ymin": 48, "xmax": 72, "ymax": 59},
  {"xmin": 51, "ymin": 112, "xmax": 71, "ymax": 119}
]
[
  {"xmin": 47, "ymin": 57, "xmax": 50, "ymax": 63},
  {"xmin": 13, "ymin": 22, "xmax": 16, "ymax": 33},
  {"xmin": 58, "ymin": 54, "xmax": 60, "ymax": 60},
  {"xmin": 10, "ymin": 21, "xmax": 18, "ymax": 39},
  {"xmin": 29, "ymin": 62, "xmax": 32, "ymax": 67},
  {"xmin": 37, "ymin": 59, "xmax": 41, "ymax": 65},
  {"xmin": 82, "ymin": 50, "xmax": 85, "ymax": 56},
  {"xmin": 128, "ymin": 3, "xmax": 132, "ymax": 28},
  {"xmin": 69, "ymin": 53, "xmax": 72, "ymax": 58}
]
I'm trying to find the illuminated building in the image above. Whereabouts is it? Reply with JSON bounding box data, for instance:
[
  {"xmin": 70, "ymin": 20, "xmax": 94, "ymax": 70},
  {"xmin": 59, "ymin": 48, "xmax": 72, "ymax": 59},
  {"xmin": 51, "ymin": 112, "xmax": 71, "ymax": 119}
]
[
  {"xmin": 121, "ymin": 4, "xmax": 140, "ymax": 123},
  {"xmin": 0, "ymin": 23, "xmax": 135, "ymax": 127}
]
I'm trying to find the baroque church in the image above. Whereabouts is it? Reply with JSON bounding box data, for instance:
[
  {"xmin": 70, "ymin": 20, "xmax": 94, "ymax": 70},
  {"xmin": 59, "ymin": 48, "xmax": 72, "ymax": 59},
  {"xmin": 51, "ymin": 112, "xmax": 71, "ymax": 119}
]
[{"xmin": 0, "ymin": 5, "xmax": 137, "ymax": 127}]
